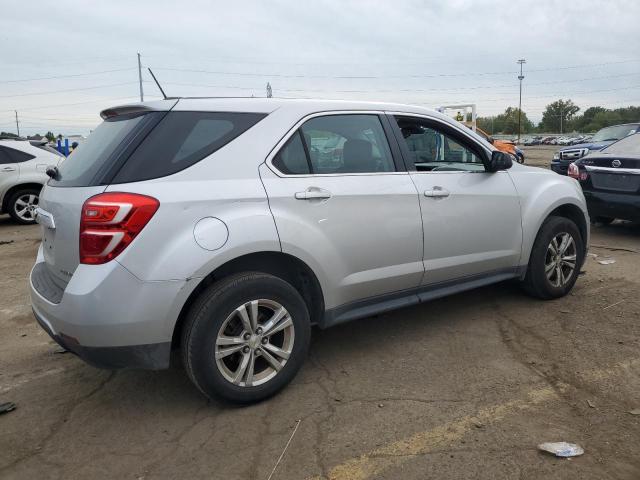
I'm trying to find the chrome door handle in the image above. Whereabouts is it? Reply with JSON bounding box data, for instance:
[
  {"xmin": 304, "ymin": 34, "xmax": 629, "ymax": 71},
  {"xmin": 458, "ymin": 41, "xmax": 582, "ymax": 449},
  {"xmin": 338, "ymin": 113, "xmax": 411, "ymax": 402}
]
[
  {"xmin": 424, "ymin": 187, "xmax": 450, "ymax": 198},
  {"xmin": 1, "ymin": 166, "xmax": 16, "ymax": 172},
  {"xmin": 295, "ymin": 188, "xmax": 332, "ymax": 200}
]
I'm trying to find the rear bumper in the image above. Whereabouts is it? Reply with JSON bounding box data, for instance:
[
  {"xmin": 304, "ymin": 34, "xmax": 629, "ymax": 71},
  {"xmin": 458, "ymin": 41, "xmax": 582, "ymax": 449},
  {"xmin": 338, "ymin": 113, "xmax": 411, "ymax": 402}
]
[
  {"xmin": 584, "ymin": 189, "xmax": 640, "ymax": 221},
  {"xmin": 29, "ymin": 244, "xmax": 189, "ymax": 370},
  {"xmin": 32, "ymin": 307, "xmax": 170, "ymax": 369}
]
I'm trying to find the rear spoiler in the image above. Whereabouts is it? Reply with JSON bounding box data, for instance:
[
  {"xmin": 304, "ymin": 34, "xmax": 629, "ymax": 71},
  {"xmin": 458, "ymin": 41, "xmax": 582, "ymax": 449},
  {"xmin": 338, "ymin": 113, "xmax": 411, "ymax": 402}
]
[{"xmin": 100, "ymin": 99, "xmax": 178, "ymax": 120}]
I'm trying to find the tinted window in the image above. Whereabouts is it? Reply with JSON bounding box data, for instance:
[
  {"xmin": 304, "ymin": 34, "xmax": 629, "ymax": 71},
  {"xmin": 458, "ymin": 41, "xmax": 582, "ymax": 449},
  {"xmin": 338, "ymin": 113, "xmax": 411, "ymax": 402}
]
[
  {"xmin": 0, "ymin": 146, "xmax": 35, "ymax": 163},
  {"xmin": 273, "ymin": 132, "xmax": 310, "ymax": 174},
  {"xmin": 272, "ymin": 114, "xmax": 395, "ymax": 175},
  {"xmin": 395, "ymin": 117, "xmax": 485, "ymax": 172},
  {"xmin": 51, "ymin": 113, "xmax": 152, "ymax": 187},
  {"xmin": 113, "ymin": 112, "xmax": 266, "ymax": 183},
  {"xmin": 0, "ymin": 147, "xmax": 14, "ymax": 164}
]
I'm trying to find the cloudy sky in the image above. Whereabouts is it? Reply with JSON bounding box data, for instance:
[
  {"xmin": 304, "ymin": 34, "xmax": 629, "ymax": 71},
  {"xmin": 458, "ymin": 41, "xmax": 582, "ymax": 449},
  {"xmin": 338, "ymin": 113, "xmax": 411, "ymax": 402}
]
[{"xmin": 1, "ymin": 0, "xmax": 638, "ymax": 136}]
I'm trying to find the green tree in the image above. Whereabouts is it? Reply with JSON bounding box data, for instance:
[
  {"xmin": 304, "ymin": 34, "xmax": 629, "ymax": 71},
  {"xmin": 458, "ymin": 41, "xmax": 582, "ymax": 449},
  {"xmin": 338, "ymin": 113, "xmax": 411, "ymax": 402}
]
[
  {"xmin": 538, "ymin": 99, "xmax": 580, "ymax": 133},
  {"xmin": 477, "ymin": 107, "xmax": 534, "ymax": 135},
  {"xmin": 45, "ymin": 131, "xmax": 55, "ymax": 142}
]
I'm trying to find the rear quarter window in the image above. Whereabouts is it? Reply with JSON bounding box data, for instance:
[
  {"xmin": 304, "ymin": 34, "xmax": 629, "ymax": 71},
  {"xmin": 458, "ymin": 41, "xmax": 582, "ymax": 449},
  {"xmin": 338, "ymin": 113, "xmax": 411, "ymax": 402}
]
[{"xmin": 112, "ymin": 111, "xmax": 266, "ymax": 183}]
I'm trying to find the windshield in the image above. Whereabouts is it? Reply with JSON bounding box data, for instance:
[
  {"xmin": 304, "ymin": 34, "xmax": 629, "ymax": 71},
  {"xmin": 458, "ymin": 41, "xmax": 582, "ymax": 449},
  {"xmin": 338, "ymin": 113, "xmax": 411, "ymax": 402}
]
[
  {"xmin": 603, "ymin": 133, "xmax": 640, "ymax": 155},
  {"xmin": 591, "ymin": 125, "xmax": 638, "ymax": 142}
]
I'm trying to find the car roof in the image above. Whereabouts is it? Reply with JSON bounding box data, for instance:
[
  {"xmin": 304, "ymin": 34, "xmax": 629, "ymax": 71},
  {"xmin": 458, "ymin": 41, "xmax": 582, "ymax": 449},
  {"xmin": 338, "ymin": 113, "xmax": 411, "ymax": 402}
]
[{"xmin": 102, "ymin": 97, "xmax": 453, "ymax": 121}]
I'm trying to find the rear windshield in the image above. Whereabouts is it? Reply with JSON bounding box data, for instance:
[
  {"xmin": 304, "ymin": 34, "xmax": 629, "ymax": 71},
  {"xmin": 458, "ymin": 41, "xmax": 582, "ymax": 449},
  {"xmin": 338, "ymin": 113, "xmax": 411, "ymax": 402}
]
[
  {"xmin": 50, "ymin": 113, "xmax": 152, "ymax": 187},
  {"xmin": 50, "ymin": 111, "xmax": 266, "ymax": 187},
  {"xmin": 603, "ymin": 133, "xmax": 640, "ymax": 155}
]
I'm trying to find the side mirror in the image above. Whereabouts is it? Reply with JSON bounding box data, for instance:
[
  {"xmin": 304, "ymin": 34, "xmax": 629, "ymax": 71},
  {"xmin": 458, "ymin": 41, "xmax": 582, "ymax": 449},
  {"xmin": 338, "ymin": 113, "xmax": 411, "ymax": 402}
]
[{"xmin": 486, "ymin": 151, "xmax": 513, "ymax": 172}]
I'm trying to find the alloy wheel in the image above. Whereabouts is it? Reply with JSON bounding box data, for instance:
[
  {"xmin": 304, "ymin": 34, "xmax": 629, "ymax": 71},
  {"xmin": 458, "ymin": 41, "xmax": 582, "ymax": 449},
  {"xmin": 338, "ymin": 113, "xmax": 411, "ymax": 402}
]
[
  {"xmin": 214, "ymin": 299, "xmax": 295, "ymax": 387},
  {"xmin": 14, "ymin": 193, "xmax": 39, "ymax": 222},
  {"xmin": 545, "ymin": 232, "xmax": 577, "ymax": 288}
]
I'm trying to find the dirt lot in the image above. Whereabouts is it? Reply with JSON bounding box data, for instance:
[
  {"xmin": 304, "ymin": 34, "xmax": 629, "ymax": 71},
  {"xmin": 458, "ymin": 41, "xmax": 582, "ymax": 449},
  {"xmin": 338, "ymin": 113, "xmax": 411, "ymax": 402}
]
[{"xmin": 1, "ymin": 148, "xmax": 639, "ymax": 479}]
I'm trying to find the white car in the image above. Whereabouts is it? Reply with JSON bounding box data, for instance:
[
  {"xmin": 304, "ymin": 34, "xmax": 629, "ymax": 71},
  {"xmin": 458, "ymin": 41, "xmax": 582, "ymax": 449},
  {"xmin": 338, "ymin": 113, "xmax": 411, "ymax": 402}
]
[{"xmin": 0, "ymin": 138, "xmax": 63, "ymax": 224}]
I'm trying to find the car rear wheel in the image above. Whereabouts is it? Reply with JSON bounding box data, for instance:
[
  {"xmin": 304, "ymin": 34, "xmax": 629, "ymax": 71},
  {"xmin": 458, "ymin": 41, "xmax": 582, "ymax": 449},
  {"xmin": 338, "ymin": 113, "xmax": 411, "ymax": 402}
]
[
  {"xmin": 522, "ymin": 216, "xmax": 584, "ymax": 300},
  {"xmin": 7, "ymin": 188, "xmax": 40, "ymax": 225},
  {"xmin": 181, "ymin": 272, "xmax": 310, "ymax": 403}
]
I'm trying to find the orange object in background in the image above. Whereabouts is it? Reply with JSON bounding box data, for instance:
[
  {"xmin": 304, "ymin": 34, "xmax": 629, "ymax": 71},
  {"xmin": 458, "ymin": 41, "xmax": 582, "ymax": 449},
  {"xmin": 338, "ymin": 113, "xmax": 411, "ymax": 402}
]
[{"xmin": 473, "ymin": 126, "xmax": 518, "ymax": 157}]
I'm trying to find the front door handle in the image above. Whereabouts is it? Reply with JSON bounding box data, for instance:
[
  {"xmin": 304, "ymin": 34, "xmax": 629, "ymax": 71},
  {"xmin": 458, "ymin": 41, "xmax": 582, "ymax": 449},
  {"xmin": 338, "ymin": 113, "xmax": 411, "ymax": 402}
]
[
  {"xmin": 1, "ymin": 166, "xmax": 16, "ymax": 172},
  {"xmin": 424, "ymin": 187, "xmax": 450, "ymax": 198},
  {"xmin": 295, "ymin": 188, "xmax": 332, "ymax": 200}
]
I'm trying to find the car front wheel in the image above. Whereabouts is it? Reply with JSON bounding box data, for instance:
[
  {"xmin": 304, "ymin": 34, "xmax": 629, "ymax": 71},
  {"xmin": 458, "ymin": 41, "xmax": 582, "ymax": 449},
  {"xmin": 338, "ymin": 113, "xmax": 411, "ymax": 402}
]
[
  {"xmin": 522, "ymin": 216, "xmax": 584, "ymax": 299},
  {"xmin": 181, "ymin": 272, "xmax": 310, "ymax": 403}
]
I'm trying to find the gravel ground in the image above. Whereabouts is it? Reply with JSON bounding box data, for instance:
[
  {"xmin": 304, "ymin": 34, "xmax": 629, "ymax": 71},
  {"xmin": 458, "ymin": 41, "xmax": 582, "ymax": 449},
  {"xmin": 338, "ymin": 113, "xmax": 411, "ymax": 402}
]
[{"xmin": 1, "ymin": 149, "xmax": 639, "ymax": 479}]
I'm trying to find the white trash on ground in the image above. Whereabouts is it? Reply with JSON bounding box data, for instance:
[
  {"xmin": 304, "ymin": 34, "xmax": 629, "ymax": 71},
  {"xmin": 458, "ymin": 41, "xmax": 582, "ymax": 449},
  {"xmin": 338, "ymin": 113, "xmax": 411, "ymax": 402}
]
[
  {"xmin": 538, "ymin": 442, "xmax": 584, "ymax": 457},
  {"xmin": 597, "ymin": 258, "xmax": 616, "ymax": 265}
]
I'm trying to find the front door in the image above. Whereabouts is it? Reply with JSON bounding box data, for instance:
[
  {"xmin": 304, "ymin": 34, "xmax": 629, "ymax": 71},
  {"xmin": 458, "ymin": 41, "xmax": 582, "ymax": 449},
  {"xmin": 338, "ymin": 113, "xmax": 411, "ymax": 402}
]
[
  {"xmin": 391, "ymin": 115, "xmax": 523, "ymax": 285},
  {"xmin": 260, "ymin": 113, "xmax": 424, "ymax": 310}
]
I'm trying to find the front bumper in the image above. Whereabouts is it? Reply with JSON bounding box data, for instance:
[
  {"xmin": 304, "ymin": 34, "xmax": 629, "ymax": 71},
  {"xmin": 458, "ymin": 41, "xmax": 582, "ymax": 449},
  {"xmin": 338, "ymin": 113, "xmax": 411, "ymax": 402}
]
[
  {"xmin": 29, "ymin": 245, "xmax": 189, "ymax": 370},
  {"xmin": 584, "ymin": 189, "xmax": 640, "ymax": 222}
]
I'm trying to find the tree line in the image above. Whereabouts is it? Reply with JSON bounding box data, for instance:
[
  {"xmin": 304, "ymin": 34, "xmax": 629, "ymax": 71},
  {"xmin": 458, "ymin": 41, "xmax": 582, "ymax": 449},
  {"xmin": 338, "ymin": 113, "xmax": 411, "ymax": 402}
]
[{"xmin": 477, "ymin": 101, "xmax": 640, "ymax": 135}]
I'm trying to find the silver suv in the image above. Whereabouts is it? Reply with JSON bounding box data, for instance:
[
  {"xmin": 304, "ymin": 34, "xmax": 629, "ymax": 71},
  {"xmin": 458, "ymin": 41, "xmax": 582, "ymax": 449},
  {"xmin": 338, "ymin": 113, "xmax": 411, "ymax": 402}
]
[
  {"xmin": 30, "ymin": 99, "xmax": 589, "ymax": 403},
  {"xmin": 0, "ymin": 138, "xmax": 63, "ymax": 224}
]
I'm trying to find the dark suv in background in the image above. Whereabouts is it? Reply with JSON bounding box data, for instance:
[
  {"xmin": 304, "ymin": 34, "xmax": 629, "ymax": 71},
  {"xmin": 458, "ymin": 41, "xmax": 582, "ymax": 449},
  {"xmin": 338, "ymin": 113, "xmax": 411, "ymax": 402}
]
[{"xmin": 551, "ymin": 123, "xmax": 640, "ymax": 175}]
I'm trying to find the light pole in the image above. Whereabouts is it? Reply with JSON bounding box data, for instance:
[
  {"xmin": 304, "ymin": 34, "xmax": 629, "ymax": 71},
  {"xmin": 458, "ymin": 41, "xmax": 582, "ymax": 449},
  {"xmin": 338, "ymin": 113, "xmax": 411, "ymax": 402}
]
[{"xmin": 517, "ymin": 59, "xmax": 526, "ymax": 144}]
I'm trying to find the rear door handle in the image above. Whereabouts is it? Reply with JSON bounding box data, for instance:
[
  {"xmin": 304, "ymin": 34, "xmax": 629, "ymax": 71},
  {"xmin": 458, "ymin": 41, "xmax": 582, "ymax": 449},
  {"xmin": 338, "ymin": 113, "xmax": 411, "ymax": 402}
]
[
  {"xmin": 295, "ymin": 188, "xmax": 332, "ymax": 200},
  {"xmin": 1, "ymin": 166, "xmax": 16, "ymax": 172},
  {"xmin": 424, "ymin": 187, "xmax": 450, "ymax": 198}
]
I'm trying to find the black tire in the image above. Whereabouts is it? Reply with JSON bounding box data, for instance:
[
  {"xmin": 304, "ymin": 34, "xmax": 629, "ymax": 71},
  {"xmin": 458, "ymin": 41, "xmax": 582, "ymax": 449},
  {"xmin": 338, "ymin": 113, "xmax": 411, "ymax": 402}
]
[
  {"xmin": 522, "ymin": 216, "xmax": 584, "ymax": 300},
  {"xmin": 7, "ymin": 188, "xmax": 40, "ymax": 225},
  {"xmin": 591, "ymin": 216, "xmax": 615, "ymax": 225},
  {"xmin": 181, "ymin": 272, "xmax": 311, "ymax": 404}
]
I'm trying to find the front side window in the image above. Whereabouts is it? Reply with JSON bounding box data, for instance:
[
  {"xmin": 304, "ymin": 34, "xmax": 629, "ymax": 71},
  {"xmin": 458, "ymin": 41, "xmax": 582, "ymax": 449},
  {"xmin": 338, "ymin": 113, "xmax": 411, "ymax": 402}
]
[
  {"xmin": 394, "ymin": 116, "xmax": 485, "ymax": 172},
  {"xmin": 272, "ymin": 114, "xmax": 396, "ymax": 175}
]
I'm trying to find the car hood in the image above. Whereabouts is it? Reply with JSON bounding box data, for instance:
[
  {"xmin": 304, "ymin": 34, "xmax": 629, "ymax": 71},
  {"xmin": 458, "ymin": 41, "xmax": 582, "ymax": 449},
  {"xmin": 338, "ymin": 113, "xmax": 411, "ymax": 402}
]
[{"xmin": 559, "ymin": 141, "xmax": 613, "ymax": 152}]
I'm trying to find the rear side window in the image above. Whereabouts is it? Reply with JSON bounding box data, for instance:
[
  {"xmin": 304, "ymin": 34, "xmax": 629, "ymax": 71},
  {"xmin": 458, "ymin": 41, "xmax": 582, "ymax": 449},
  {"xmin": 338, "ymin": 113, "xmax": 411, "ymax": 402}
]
[
  {"xmin": 112, "ymin": 112, "xmax": 266, "ymax": 183},
  {"xmin": 0, "ymin": 146, "xmax": 35, "ymax": 163},
  {"xmin": 271, "ymin": 114, "xmax": 396, "ymax": 175}
]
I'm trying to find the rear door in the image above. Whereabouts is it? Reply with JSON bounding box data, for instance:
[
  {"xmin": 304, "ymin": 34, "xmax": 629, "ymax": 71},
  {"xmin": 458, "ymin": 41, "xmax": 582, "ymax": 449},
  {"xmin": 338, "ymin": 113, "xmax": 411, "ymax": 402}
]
[
  {"xmin": 0, "ymin": 146, "xmax": 20, "ymax": 200},
  {"xmin": 260, "ymin": 112, "xmax": 424, "ymax": 310},
  {"xmin": 390, "ymin": 114, "xmax": 523, "ymax": 285}
]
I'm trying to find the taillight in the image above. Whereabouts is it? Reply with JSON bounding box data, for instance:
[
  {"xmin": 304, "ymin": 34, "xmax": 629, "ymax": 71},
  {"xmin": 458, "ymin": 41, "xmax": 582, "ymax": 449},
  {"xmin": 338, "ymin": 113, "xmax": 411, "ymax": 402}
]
[
  {"xmin": 80, "ymin": 192, "xmax": 159, "ymax": 265},
  {"xmin": 568, "ymin": 163, "xmax": 579, "ymax": 180}
]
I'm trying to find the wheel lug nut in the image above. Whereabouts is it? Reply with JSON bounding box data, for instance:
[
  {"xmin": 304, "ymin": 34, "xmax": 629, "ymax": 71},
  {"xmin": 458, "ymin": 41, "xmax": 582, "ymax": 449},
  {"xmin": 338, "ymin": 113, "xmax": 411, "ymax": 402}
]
[
  {"xmin": 242, "ymin": 346, "xmax": 250, "ymax": 353},
  {"xmin": 243, "ymin": 333, "xmax": 251, "ymax": 340},
  {"xmin": 261, "ymin": 337, "xmax": 268, "ymax": 344},
  {"xmin": 255, "ymin": 349, "xmax": 261, "ymax": 355},
  {"xmin": 256, "ymin": 327, "xmax": 263, "ymax": 335}
]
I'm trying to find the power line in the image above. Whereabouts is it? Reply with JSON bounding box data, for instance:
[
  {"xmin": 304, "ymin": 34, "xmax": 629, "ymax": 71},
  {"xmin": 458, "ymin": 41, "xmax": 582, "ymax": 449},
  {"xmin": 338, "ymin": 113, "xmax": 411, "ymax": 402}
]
[
  {"xmin": 0, "ymin": 67, "xmax": 137, "ymax": 84},
  {"xmin": 0, "ymin": 81, "xmax": 140, "ymax": 99}
]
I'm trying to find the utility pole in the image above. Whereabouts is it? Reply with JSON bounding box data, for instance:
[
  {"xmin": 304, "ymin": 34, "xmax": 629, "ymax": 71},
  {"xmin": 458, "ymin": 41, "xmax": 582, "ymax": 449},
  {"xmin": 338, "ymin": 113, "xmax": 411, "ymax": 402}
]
[
  {"xmin": 266, "ymin": 82, "xmax": 272, "ymax": 98},
  {"xmin": 517, "ymin": 59, "xmax": 526, "ymax": 144},
  {"xmin": 560, "ymin": 103, "xmax": 564, "ymax": 134},
  {"xmin": 137, "ymin": 53, "xmax": 144, "ymax": 102},
  {"xmin": 14, "ymin": 110, "xmax": 20, "ymax": 137}
]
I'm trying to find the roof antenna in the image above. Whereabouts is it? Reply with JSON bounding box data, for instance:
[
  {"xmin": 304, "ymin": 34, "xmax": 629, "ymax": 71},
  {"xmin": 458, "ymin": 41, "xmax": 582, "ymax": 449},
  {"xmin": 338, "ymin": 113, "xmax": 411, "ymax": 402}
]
[{"xmin": 147, "ymin": 68, "xmax": 167, "ymax": 99}]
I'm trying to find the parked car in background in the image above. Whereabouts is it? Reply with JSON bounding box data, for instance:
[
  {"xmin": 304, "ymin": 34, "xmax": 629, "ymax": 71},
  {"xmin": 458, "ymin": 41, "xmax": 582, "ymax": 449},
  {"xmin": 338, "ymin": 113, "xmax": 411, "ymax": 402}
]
[
  {"xmin": 467, "ymin": 127, "xmax": 524, "ymax": 163},
  {"xmin": 30, "ymin": 98, "xmax": 588, "ymax": 403},
  {"xmin": 569, "ymin": 132, "xmax": 640, "ymax": 223},
  {"xmin": 0, "ymin": 138, "xmax": 63, "ymax": 224},
  {"xmin": 552, "ymin": 123, "xmax": 640, "ymax": 175}
]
